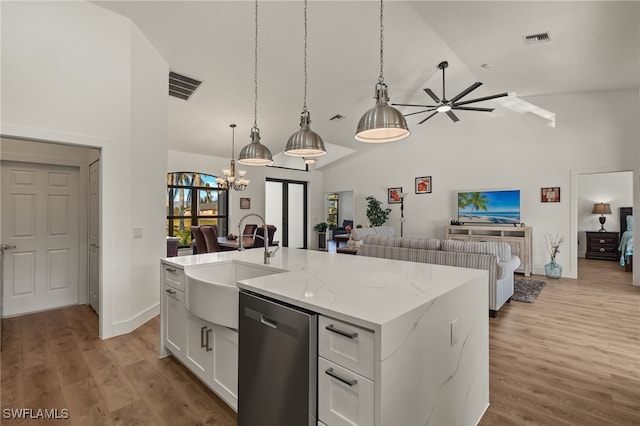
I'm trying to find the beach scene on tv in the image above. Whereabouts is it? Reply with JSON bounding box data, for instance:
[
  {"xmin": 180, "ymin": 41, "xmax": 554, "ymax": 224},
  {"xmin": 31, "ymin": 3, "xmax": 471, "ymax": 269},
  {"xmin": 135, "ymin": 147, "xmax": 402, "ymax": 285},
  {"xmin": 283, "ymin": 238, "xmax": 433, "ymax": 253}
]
[{"xmin": 458, "ymin": 190, "xmax": 521, "ymax": 224}]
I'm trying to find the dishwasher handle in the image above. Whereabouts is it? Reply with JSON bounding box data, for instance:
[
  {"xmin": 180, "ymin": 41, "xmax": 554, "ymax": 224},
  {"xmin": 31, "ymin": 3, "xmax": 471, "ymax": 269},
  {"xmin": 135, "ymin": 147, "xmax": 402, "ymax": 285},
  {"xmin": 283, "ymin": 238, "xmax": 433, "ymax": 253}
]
[{"xmin": 260, "ymin": 315, "xmax": 278, "ymax": 329}]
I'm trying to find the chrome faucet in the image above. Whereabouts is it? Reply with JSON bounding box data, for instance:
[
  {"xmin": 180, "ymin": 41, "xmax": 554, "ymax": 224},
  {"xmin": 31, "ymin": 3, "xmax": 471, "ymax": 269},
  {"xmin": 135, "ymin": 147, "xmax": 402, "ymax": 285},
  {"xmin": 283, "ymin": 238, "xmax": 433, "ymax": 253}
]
[{"xmin": 238, "ymin": 213, "xmax": 279, "ymax": 264}]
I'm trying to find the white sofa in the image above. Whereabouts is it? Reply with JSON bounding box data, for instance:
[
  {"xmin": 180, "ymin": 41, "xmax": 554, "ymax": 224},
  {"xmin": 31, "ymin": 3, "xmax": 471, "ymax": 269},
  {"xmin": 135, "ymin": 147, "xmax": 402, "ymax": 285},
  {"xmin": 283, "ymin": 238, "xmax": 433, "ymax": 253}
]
[
  {"xmin": 358, "ymin": 235, "xmax": 520, "ymax": 317},
  {"xmin": 346, "ymin": 226, "xmax": 395, "ymax": 250}
]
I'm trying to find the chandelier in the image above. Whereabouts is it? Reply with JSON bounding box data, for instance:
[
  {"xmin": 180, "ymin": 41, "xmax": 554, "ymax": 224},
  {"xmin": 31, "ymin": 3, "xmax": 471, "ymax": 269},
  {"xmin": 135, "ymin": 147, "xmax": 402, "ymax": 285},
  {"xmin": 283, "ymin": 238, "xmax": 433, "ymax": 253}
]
[{"xmin": 216, "ymin": 124, "xmax": 249, "ymax": 191}]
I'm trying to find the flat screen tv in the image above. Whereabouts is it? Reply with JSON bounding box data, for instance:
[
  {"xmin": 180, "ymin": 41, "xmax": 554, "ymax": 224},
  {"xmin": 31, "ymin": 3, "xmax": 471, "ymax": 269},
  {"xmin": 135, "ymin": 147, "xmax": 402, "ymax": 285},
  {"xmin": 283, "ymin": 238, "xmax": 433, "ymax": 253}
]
[{"xmin": 457, "ymin": 190, "xmax": 520, "ymax": 225}]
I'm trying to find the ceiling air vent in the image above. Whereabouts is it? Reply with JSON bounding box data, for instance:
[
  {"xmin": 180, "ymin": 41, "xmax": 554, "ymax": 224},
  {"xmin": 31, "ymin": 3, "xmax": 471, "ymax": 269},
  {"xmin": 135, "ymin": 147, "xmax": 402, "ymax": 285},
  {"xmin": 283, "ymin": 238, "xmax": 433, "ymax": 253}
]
[
  {"xmin": 169, "ymin": 71, "xmax": 202, "ymax": 100},
  {"xmin": 523, "ymin": 31, "xmax": 551, "ymax": 45}
]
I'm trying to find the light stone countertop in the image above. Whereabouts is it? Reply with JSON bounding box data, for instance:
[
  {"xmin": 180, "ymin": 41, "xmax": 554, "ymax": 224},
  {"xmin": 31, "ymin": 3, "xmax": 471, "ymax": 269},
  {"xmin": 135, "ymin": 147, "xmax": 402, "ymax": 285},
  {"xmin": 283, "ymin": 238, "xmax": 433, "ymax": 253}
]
[{"xmin": 162, "ymin": 247, "xmax": 487, "ymax": 330}]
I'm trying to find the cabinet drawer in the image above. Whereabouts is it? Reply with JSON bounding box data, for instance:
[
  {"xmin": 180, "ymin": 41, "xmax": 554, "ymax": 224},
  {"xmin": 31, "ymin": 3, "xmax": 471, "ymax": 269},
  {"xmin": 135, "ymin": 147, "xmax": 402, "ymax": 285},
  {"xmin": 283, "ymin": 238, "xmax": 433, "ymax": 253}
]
[
  {"xmin": 163, "ymin": 264, "xmax": 185, "ymax": 290},
  {"xmin": 318, "ymin": 357, "xmax": 374, "ymax": 426},
  {"xmin": 319, "ymin": 316, "xmax": 375, "ymax": 380},
  {"xmin": 587, "ymin": 236, "xmax": 617, "ymax": 245}
]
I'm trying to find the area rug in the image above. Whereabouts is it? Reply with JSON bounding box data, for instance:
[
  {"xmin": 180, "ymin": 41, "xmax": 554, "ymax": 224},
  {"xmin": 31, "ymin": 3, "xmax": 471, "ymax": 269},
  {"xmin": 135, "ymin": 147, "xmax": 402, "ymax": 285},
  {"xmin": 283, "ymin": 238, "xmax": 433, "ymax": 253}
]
[{"xmin": 512, "ymin": 278, "xmax": 546, "ymax": 303}]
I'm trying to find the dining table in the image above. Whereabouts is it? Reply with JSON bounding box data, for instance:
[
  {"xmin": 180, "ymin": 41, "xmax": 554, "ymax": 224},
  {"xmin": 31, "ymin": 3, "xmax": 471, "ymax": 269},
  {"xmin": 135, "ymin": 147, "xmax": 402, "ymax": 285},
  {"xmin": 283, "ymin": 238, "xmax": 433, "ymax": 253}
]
[{"xmin": 217, "ymin": 237, "xmax": 279, "ymax": 251}]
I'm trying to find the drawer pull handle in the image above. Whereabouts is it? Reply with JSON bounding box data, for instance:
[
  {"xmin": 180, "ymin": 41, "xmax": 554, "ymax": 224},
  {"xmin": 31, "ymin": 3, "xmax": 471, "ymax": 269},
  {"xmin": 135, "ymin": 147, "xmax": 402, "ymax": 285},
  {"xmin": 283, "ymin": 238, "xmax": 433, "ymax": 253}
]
[
  {"xmin": 165, "ymin": 267, "xmax": 177, "ymax": 273},
  {"xmin": 206, "ymin": 328, "xmax": 213, "ymax": 352},
  {"xmin": 599, "ymin": 239, "xmax": 605, "ymax": 244},
  {"xmin": 325, "ymin": 324, "xmax": 358, "ymax": 339},
  {"xmin": 600, "ymin": 248, "xmax": 606, "ymax": 252},
  {"xmin": 201, "ymin": 326, "xmax": 207, "ymax": 348},
  {"xmin": 165, "ymin": 288, "xmax": 176, "ymax": 295},
  {"xmin": 325, "ymin": 368, "xmax": 357, "ymax": 387}
]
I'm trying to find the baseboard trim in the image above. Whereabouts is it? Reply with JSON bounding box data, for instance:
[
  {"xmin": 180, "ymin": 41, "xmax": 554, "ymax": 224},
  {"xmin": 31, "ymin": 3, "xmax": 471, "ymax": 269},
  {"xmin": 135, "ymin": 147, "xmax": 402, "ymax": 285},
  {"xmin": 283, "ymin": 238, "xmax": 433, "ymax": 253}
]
[{"xmin": 110, "ymin": 302, "xmax": 160, "ymax": 337}]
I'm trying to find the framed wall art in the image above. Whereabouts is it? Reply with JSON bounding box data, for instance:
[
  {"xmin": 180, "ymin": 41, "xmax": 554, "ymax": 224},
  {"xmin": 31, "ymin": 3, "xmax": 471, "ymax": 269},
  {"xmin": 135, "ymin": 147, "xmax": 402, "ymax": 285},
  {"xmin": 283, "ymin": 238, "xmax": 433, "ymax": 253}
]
[
  {"xmin": 415, "ymin": 176, "xmax": 432, "ymax": 194},
  {"xmin": 240, "ymin": 197, "xmax": 251, "ymax": 209},
  {"xmin": 388, "ymin": 187, "xmax": 402, "ymax": 204},
  {"xmin": 541, "ymin": 187, "xmax": 560, "ymax": 203}
]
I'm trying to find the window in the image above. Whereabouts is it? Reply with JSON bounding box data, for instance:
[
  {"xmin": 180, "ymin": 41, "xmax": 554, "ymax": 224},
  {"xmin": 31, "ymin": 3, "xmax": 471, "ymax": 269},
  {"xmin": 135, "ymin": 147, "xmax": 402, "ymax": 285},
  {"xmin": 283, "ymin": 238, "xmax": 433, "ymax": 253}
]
[{"xmin": 167, "ymin": 172, "xmax": 228, "ymax": 247}]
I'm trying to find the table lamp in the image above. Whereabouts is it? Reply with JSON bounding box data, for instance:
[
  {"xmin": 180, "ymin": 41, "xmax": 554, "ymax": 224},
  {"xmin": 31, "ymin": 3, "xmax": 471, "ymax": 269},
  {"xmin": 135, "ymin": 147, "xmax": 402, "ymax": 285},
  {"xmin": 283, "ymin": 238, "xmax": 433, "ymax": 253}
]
[{"xmin": 591, "ymin": 202, "xmax": 612, "ymax": 232}]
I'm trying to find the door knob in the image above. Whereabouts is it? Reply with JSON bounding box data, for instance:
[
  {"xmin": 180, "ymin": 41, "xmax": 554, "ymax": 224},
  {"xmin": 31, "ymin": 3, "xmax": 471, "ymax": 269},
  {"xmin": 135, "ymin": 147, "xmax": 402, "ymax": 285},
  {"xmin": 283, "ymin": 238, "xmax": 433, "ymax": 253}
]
[{"xmin": 1, "ymin": 244, "xmax": 17, "ymax": 251}]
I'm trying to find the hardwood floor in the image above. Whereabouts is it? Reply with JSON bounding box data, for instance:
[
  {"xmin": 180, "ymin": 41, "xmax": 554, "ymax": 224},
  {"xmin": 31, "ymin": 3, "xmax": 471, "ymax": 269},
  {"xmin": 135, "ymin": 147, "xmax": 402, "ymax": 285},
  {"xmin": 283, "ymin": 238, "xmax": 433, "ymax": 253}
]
[
  {"xmin": 1, "ymin": 305, "xmax": 236, "ymax": 425},
  {"xmin": 479, "ymin": 258, "xmax": 640, "ymax": 426},
  {"xmin": 1, "ymin": 258, "xmax": 638, "ymax": 425}
]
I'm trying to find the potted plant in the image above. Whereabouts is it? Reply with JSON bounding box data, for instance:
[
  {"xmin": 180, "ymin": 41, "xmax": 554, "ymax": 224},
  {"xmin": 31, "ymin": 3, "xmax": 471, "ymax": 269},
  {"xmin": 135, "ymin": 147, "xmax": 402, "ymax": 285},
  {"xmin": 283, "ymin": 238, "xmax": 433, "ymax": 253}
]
[
  {"xmin": 314, "ymin": 222, "xmax": 328, "ymax": 232},
  {"xmin": 314, "ymin": 222, "xmax": 328, "ymax": 250},
  {"xmin": 365, "ymin": 195, "xmax": 391, "ymax": 227}
]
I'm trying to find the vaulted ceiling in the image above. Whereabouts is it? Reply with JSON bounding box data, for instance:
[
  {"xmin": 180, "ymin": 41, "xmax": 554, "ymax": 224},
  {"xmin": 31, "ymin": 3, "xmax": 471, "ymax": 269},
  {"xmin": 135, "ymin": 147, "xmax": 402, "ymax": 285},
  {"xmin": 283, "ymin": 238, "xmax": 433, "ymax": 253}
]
[{"xmin": 94, "ymin": 1, "xmax": 640, "ymax": 169}]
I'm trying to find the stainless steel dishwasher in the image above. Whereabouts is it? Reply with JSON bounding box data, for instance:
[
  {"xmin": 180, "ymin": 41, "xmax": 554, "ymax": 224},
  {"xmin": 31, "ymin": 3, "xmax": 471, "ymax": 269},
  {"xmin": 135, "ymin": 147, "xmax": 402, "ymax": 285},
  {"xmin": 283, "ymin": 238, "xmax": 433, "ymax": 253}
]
[{"xmin": 238, "ymin": 290, "xmax": 318, "ymax": 426}]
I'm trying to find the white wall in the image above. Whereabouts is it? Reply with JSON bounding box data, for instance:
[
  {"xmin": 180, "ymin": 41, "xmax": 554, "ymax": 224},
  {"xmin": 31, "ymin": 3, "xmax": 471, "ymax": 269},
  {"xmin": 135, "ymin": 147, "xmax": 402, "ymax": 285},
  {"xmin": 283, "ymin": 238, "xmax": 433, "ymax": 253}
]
[
  {"xmin": 1, "ymin": 1, "xmax": 168, "ymax": 337},
  {"xmin": 321, "ymin": 89, "xmax": 639, "ymax": 279},
  {"xmin": 577, "ymin": 171, "xmax": 633, "ymax": 257}
]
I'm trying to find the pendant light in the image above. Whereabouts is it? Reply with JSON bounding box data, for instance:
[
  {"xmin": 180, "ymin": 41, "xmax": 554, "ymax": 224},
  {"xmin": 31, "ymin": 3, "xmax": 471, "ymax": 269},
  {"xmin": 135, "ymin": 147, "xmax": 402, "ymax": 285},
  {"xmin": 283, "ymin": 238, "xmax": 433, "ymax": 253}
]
[
  {"xmin": 215, "ymin": 124, "xmax": 249, "ymax": 191},
  {"xmin": 238, "ymin": 0, "xmax": 273, "ymax": 166},
  {"xmin": 355, "ymin": 0, "xmax": 410, "ymax": 143},
  {"xmin": 284, "ymin": 0, "xmax": 326, "ymax": 158}
]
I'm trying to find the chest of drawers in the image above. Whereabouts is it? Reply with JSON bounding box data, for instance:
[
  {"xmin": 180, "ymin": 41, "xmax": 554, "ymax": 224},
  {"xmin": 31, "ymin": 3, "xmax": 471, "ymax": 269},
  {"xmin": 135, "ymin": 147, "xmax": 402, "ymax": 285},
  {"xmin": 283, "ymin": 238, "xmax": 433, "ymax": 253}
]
[{"xmin": 585, "ymin": 231, "xmax": 619, "ymax": 261}]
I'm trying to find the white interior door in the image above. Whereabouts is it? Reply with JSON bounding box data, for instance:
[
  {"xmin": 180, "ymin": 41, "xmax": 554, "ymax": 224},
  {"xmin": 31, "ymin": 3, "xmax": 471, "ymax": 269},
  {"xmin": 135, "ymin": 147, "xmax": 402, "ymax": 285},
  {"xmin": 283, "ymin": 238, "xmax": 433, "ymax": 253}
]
[
  {"xmin": 1, "ymin": 161, "xmax": 79, "ymax": 316},
  {"xmin": 88, "ymin": 160, "xmax": 99, "ymax": 314}
]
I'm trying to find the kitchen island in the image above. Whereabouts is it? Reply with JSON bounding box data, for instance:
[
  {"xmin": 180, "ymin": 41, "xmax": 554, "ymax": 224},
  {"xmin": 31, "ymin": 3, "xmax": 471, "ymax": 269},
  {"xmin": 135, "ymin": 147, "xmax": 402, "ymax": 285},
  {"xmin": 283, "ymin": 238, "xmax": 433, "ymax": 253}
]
[{"xmin": 160, "ymin": 247, "xmax": 489, "ymax": 426}]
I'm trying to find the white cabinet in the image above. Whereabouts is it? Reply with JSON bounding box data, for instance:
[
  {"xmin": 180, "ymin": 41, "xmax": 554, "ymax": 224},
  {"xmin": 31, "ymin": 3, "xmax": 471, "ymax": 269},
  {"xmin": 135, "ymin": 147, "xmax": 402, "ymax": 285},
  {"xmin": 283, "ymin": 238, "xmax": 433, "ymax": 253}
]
[
  {"xmin": 185, "ymin": 311, "xmax": 239, "ymax": 410},
  {"xmin": 162, "ymin": 284, "xmax": 186, "ymax": 357},
  {"xmin": 445, "ymin": 225, "xmax": 533, "ymax": 276},
  {"xmin": 318, "ymin": 357, "xmax": 374, "ymax": 426},
  {"xmin": 160, "ymin": 262, "xmax": 238, "ymax": 411},
  {"xmin": 186, "ymin": 312, "xmax": 210, "ymax": 381},
  {"xmin": 208, "ymin": 324, "xmax": 238, "ymax": 405},
  {"xmin": 318, "ymin": 315, "xmax": 375, "ymax": 426}
]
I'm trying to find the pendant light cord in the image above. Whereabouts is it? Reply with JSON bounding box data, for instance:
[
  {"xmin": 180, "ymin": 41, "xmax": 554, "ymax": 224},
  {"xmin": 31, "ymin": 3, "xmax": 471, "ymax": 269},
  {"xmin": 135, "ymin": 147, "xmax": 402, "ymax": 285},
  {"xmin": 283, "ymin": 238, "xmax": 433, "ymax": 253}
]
[
  {"xmin": 378, "ymin": 0, "xmax": 384, "ymax": 84},
  {"xmin": 303, "ymin": 0, "xmax": 308, "ymax": 112},
  {"xmin": 230, "ymin": 124, "xmax": 236, "ymax": 159},
  {"xmin": 253, "ymin": 0, "xmax": 259, "ymax": 129}
]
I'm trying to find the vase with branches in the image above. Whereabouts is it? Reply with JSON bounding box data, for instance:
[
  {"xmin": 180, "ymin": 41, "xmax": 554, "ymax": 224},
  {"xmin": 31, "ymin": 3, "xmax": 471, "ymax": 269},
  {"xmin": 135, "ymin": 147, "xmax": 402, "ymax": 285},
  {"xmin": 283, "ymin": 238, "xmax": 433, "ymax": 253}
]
[{"xmin": 544, "ymin": 233, "xmax": 564, "ymax": 279}]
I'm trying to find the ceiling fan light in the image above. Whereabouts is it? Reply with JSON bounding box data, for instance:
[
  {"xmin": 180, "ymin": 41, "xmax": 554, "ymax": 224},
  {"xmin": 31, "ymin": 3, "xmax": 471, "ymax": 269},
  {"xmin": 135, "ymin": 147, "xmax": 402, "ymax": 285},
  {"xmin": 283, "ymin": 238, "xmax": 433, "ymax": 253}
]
[
  {"xmin": 238, "ymin": 127, "xmax": 274, "ymax": 166},
  {"xmin": 285, "ymin": 111, "xmax": 327, "ymax": 157},
  {"xmin": 436, "ymin": 104, "xmax": 452, "ymax": 112}
]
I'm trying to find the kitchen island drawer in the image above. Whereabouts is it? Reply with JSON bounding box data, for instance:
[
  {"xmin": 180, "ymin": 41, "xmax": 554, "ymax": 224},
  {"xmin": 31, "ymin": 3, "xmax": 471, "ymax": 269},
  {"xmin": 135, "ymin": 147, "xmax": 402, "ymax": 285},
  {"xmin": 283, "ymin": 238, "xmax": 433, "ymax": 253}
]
[
  {"xmin": 162, "ymin": 264, "xmax": 185, "ymax": 290},
  {"xmin": 318, "ymin": 357, "xmax": 374, "ymax": 426},
  {"xmin": 319, "ymin": 316, "xmax": 374, "ymax": 380}
]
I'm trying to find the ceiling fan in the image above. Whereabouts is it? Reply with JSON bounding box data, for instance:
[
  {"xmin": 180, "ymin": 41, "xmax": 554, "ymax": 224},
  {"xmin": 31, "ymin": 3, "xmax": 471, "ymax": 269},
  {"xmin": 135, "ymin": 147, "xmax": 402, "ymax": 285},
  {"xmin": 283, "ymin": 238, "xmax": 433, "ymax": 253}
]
[{"xmin": 392, "ymin": 61, "xmax": 508, "ymax": 124}]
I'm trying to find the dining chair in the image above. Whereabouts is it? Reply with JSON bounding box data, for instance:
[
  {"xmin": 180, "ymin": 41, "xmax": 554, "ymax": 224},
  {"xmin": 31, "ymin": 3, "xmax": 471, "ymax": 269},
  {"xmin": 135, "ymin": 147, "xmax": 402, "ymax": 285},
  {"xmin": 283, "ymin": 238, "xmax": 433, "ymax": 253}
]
[{"xmin": 201, "ymin": 226, "xmax": 221, "ymax": 253}]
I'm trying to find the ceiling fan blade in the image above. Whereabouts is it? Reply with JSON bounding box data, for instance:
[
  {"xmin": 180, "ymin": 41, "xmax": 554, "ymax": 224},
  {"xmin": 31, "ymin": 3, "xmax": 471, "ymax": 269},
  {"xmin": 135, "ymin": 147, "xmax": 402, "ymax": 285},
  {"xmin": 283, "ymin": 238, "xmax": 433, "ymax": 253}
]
[
  {"xmin": 449, "ymin": 82, "xmax": 482, "ymax": 104},
  {"xmin": 423, "ymin": 88, "xmax": 441, "ymax": 104},
  {"xmin": 446, "ymin": 110, "xmax": 460, "ymax": 122},
  {"xmin": 454, "ymin": 92, "xmax": 509, "ymax": 106},
  {"xmin": 404, "ymin": 108, "xmax": 436, "ymax": 117},
  {"xmin": 452, "ymin": 106, "xmax": 495, "ymax": 112},
  {"xmin": 418, "ymin": 111, "xmax": 439, "ymax": 124},
  {"xmin": 391, "ymin": 103, "xmax": 436, "ymax": 108}
]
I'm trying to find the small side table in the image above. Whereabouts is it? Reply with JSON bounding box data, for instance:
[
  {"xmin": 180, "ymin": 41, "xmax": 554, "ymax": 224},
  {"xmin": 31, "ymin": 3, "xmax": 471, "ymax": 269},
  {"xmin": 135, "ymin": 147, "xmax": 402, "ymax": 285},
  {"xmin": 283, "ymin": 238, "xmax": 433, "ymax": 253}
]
[
  {"xmin": 334, "ymin": 234, "xmax": 350, "ymax": 249},
  {"xmin": 585, "ymin": 231, "xmax": 619, "ymax": 261},
  {"xmin": 337, "ymin": 247, "xmax": 358, "ymax": 255}
]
